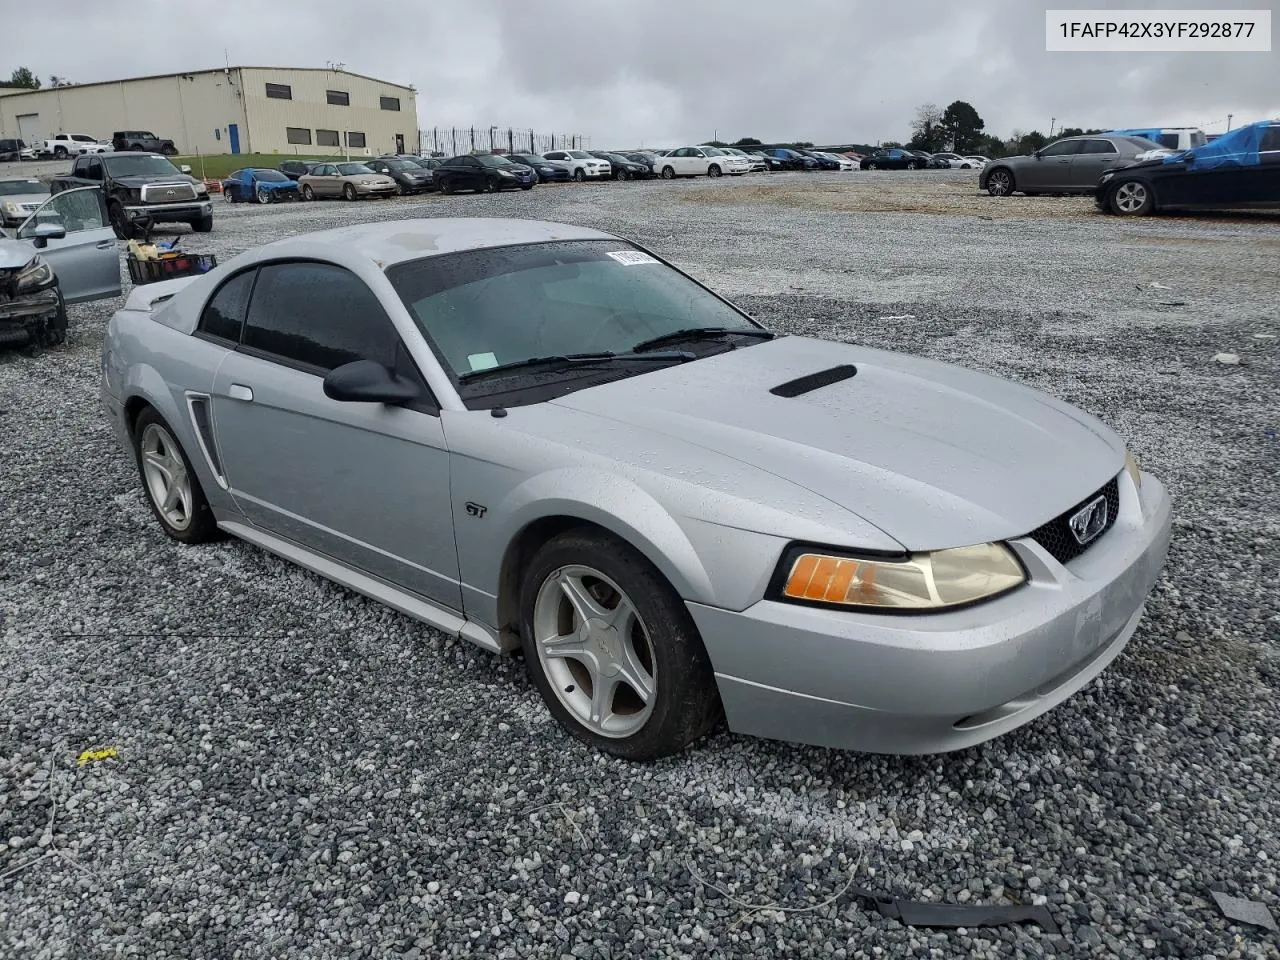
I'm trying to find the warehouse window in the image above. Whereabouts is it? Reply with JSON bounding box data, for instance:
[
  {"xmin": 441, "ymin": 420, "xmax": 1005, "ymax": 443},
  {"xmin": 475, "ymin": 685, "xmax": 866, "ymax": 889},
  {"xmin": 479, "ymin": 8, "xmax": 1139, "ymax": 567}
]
[
  {"xmin": 316, "ymin": 129, "xmax": 340, "ymax": 147},
  {"xmin": 286, "ymin": 127, "xmax": 312, "ymax": 145},
  {"xmin": 326, "ymin": 90, "xmax": 349, "ymax": 106},
  {"xmin": 265, "ymin": 82, "xmax": 293, "ymax": 100},
  {"xmin": 379, "ymin": 96, "xmax": 401, "ymax": 112},
  {"xmin": 346, "ymin": 131, "xmax": 366, "ymax": 148}
]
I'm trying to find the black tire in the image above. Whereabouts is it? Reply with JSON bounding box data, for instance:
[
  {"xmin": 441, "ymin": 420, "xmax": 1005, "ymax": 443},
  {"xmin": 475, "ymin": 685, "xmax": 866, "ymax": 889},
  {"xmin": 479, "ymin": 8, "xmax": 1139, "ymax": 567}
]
[
  {"xmin": 131, "ymin": 407, "xmax": 222, "ymax": 545},
  {"xmin": 619, "ymin": 168, "xmax": 630, "ymax": 181},
  {"xmin": 256, "ymin": 185, "xmax": 271, "ymax": 204},
  {"xmin": 441, "ymin": 178, "xmax": 454, "ymax": 195},
  {"xmin": 130, "ymin": 144, "xmax": 146, "ymax": 152},
  {"xmin": 707, "ymin": 164, "xmax": 722, "ymax": 178},
  {"xmin": 519, "ymin": 527, "xmax": 722, "ymax": 760},
  {"xmin": 161, "ymin": 145, "xmax": 178, "ymax": 156},
  {"xmin": 39, "ymin": 290, "xmax": 68, "ymax": 348},
  {"xmin": 54, "ymin": 146, "xmax": 68, "ymax": 158},
  {"xmin": 398, "ymin": 183, "xmax": 410, "ymax": 196},
  {"xmin": 302, "ymin": 184, "xmax": 315, "ymax": 201},
  {"xmin": 573, "ymin": 168, "xmax": 586, "ymax": 182},
  {"xmin": 520, "ymin": 183, "xmax": 533, "ymax": 190},
  {"xmin": 906, "ymin": 161, "xmax": 919, "ymax": 170},
  {"xmin": 986, "ymin": 168, "xmax": 1015, "ymax": 196},
  {"xmin": 661, "ymin": 165, "xmax": 676, "ymax": 180},
  {"xmin": 108, "ymin": 202, "xmax": 139, "ymax": 240},
  {"xmin": 343, "ymin": 183, "xmax": 357, "ymax": 201},
  {"xmin": 192, "ymin": 215, "xmax": 213, "ymax": 233},
  {"xmin": 1108, "ymin": 179, "xmax": 1155, "ymax": 216},
  {"xmin": 867, "ymin": 162, "xmax": 878, "ymax": 170}
]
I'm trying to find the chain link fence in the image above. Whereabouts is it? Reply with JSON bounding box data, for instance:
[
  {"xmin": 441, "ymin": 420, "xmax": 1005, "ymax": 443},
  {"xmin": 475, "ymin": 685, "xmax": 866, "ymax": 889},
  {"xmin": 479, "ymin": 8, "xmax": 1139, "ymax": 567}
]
[{"xmin": 418, "ymin": 127, "xmax": 591, "ymax": 157}]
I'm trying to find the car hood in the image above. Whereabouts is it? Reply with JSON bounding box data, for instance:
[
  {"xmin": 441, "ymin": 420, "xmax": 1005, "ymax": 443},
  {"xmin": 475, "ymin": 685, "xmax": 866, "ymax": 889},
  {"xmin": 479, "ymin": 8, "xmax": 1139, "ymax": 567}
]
[
  {"xmin": 113, "ymin": 174, "xmax": 197, "ymax": 188},
  {"xmin": 0, "ymin": 236, "xmax": 36, "ymax": 269},
  {"xmin": 0, "ymin": 191, "xmax": 48, "ymax": 207},
  {"xmin": 548, "ymin": 336, "xmax": 1124, "ymax": 549}
]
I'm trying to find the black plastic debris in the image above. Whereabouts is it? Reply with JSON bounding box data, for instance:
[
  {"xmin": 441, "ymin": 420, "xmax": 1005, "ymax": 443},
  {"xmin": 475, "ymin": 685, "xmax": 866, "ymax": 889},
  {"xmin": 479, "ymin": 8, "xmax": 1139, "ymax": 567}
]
[
  {"xmin": 1210, "ymin": 891, "xmax": 1278, "ymax": 932},
  {"xmin": 850, "ymin": 886, "xmax": 1060, "ymax": 935}
]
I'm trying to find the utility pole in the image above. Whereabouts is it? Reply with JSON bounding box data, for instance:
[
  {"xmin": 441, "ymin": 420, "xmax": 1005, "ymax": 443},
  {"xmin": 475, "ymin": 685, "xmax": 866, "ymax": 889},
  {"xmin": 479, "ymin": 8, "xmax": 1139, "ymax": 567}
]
[
  {"xmin": 1226, "ymin": 114, "xmax": 1232, "ymax": 131},
  {"xmin": 1049, "ymin": 117, "xmax": 1056, "ymax": 137}
]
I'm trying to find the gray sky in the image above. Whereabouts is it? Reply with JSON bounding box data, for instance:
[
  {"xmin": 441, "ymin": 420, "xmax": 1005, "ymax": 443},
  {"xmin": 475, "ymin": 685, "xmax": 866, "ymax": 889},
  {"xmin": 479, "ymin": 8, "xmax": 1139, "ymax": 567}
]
[{"xmin": 7, "ymin": 0, "xmax": 1277, "ymax": 146}]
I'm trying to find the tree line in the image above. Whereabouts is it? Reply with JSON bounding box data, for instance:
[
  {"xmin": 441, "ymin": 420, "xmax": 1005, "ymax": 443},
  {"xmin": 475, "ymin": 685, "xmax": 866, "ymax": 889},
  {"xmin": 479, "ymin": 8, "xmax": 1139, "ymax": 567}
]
[{"xmin": 1, "ymin": 66, "xmax": 74, "ymax": 89}]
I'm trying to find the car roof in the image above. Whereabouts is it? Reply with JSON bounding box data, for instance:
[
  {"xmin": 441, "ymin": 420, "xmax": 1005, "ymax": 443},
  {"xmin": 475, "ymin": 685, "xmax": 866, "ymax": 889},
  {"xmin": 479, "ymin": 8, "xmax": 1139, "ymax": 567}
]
[{"xmin": 242, "ymin": 218, "xmax": 620, "ymax": 269}]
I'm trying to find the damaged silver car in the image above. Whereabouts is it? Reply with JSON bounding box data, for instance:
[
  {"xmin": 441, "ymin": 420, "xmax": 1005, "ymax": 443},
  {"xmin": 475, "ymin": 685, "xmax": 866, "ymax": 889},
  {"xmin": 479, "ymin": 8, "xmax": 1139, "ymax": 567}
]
[{"xmin": 0, "ymin": 186, "xmax": 121, "ymax": 348}]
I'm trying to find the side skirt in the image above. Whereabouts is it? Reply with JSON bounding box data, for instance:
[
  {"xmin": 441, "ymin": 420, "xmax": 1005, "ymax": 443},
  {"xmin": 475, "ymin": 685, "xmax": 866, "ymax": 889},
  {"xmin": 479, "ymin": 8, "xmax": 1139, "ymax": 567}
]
[{"xmin": 219, "ymin": 520, "xmax": 503, "ymax": 655}]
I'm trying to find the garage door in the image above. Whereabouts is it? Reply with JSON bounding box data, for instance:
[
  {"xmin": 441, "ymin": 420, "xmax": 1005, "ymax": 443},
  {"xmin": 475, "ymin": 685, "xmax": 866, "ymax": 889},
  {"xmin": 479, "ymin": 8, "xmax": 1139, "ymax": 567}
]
[{"xmin": 17, "ymin": 114, "xmax": 40, "ymax": 143}]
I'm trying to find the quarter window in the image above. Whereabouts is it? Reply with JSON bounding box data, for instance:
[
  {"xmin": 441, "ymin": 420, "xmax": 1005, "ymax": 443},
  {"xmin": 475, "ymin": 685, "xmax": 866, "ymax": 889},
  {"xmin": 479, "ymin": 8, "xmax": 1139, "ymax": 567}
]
[
  {"xmin": 265, "ymin": 82, "xmax": 292, "ymax": 100},
  {"xmin": 1080, "ymin": 139, "xmax": 1119, "ymax": 155},
  {"xmin": 198, "ymin": 270, "xmax": 256, "ymax": 344},
  {"xmin": 316, "ymin": 129, "xmax": 340, "ymax": 147},
  {"xmin": 380, "ymin": 96, "xmax": 401, "ymax": 111},
  {"xmin": 82, "ymin": 157, "xmax": 103, "ymax": 180},
  {"xmin": 242, "ymin": 262, "xmax": 401, "ymax": 372},
  {"xmin": 286, "ymin": 127, "xmax": 312, "ymax": 145},
  {"xmin": 346, "ymin": 131, "xmax": 366, "ymax": 149},
  {"xmin": 326, "ymin": 89, "xmax": 350, "ymax": 106}
]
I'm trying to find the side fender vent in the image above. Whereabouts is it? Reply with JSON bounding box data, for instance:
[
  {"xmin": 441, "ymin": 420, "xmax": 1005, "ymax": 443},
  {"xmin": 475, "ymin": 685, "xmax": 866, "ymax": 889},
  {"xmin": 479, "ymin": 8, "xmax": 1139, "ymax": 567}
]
[
  {"xmin": 770, "ymin": 364, "xmax": 858, "ymax": 398},
  {"xmin": 185, "ymin": 393, "xmax": 227, "ymax": 489}
]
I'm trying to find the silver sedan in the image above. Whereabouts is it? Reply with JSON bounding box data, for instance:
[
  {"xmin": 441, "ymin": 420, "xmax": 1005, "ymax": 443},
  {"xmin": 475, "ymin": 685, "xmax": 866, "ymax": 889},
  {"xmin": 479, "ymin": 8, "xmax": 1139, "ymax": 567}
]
[{"xmin": 100, "ymin": 218, "xmax": 1172, "ymax": 760}]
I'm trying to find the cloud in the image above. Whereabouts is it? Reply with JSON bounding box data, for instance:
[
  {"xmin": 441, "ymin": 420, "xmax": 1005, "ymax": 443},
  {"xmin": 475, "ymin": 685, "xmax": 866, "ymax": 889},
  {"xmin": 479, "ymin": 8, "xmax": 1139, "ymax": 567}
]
[{"xmin": 6, "ymin": 0, "xmax": 1276, "ymax": 147}]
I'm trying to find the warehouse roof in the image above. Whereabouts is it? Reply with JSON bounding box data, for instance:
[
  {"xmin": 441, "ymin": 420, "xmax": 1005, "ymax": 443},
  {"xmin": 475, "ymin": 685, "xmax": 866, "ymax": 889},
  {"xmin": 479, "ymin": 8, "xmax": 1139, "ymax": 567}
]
[{"xmin": 0, "ymin": 66, "xmax": 416, "ymax": 98}]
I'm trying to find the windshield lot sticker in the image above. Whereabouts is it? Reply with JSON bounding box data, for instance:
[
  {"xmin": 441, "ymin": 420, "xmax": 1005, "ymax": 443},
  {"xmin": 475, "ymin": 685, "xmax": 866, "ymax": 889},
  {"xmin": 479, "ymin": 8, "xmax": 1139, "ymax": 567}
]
[
  {"xmin": 467, "ymin": 352, "xmax": 499, "ymax": 371},
  {"xmin": 607, "ymin": 250, "xmax": 658, "ymax": 265}
]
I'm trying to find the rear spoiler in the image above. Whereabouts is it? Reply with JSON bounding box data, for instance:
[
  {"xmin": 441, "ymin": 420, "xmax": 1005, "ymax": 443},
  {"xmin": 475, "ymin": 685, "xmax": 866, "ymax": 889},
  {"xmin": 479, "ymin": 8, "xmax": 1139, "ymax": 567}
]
[{"xmin": 119, "ymin": 275, "xmax": 199, "ymax": 314}]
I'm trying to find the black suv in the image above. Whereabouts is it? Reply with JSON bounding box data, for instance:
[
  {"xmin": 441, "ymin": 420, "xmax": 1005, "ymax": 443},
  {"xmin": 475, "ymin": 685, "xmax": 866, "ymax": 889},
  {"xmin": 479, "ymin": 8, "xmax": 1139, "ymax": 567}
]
[
  {"xmin": 51, "ymin": 152, "xmax": 213, "ymax": 238},
  {"xmin": 111, "ymin": 131, "xmax": 178, "ymax": 155}
]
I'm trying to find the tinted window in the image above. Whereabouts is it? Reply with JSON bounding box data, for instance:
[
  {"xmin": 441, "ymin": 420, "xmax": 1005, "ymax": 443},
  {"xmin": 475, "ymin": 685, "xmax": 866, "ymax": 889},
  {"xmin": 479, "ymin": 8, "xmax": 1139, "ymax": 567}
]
[
  {"xmin": 1158, "ymin": 134, "xmax": 1179, "ymax": 149},
  {"xmin": 346, "ymin": 132, "xmax": 367, "ymax": 149},
  {"xmin": 1261, "ymin": 127, "xmax": 1280, "ymax": 152},
  {"xmin": 243, "ymin": 262, "xmax": 400, "ymax": 371},
  {"xmin": 317, "ymin": 129, "xmax": 340, "ymax": 147},
  {"xmin": 265, "ymin": 83, "xmax": 292, "ymax": 100},
  {"xmin": 1080, "ymin": 139, "xmax": 1119, "ymax": 154},
  {"xmin": 326, "ymin": 89, "xmax": 350, "ymax": 106},
  {"xmin": 286, "ymin": 127, "xmax": 312, "ymax": 145},
  {"xmin": 83, "ymin": 158, "xmax": 103, "ymax": 180},
  {"xmin": 1039, "ymin": 140, "xmax": 1083, "ymax": 157},
  {"xmin": 199, "ymin": 270, "xmax": 255, "ymax": 343},
  {"xmin": 379, "ymin": 96, "xmax": 401, "ymax": 111}
]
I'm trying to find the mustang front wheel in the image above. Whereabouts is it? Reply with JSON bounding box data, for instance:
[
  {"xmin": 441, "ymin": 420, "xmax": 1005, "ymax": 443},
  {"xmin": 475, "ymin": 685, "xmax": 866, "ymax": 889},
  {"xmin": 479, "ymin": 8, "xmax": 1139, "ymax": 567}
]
[
  {"xmin": 520, "ymin": 529, "xmax": 721, "ymax": 760},
  {"xmin": 133, "ymin": 409, "xmax": 220, "ymax": 544}
]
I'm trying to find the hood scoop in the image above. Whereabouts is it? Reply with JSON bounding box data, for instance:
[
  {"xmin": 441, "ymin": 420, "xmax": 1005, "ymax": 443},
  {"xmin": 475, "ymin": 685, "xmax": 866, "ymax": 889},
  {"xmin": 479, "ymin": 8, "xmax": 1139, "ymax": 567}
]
[{"xmin": 770, "ymin": 364, "xmax": 858, "ymax": 398}]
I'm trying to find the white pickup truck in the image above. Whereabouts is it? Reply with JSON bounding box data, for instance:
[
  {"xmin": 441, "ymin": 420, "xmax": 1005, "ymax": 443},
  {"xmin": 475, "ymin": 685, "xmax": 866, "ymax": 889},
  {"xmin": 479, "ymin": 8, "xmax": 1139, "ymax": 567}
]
[{"xmin": 39, "ymin": 133, "xmax": 110, "ymax": 158}]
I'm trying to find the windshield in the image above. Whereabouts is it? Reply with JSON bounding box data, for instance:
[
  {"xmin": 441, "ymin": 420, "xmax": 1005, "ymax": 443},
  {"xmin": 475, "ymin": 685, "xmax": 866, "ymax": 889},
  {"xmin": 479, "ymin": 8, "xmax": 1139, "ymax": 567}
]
[
  {"xmin": 566, "ymin": 151, "xmax": 591, "ymax": 159},
  {"xmin": 253, "ymin": 169, "xmax": 290, "ymax": 182},
  {"xmin": 703, "ymin": 147, "xmax": 725, "ymax": 156},
  {"xmin": 476, "ymin": 154, "xmax": 514, "ymax": 167},
  {"xmin": 0, "ymin": 179, "xmax": 46, "ymax": 196},
  {"xmin": 379, "ymin": 158, "xmax": 415, "ymax": 171},
  {"xmin": 387, "ymin": 240, "xmax": 761, "ymax": 392},
  {"xmin": 336, "ymin": 163, "xmax": 375, "ymax": 175},
  {"xmin": 102, "ymin": 155, "xmax": 183, "ymax": 177}
]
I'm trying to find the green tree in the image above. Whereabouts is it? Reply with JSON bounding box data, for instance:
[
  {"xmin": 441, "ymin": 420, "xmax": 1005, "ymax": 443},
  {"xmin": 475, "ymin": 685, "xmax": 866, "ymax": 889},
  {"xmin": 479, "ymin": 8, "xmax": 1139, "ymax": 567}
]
[
  {"xmin": 908, "ymin": 103, "xmax": 946, "ymax": 151},
  {"xmin": 1013, "ymin": 130, "xmax": 1048, "ymax": 155},
  {"xmin": 733, "ymin": 137, "xmax": 762, "ymax": 146},
  {"xmin": 880, "ymin": 140, "xmax": 903, "ymax": 149},
  {"xmin": 940, "ymin": 100, "xmax": 985, "ymax": 153},
  {"xmin": 6, "ymin": 66, "xmax": 40, "ymax": 89}
]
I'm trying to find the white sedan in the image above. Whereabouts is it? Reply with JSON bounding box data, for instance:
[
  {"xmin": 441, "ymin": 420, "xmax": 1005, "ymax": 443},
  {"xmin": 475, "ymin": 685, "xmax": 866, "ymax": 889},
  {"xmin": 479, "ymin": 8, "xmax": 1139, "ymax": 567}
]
[
  {"xmin": 653, "ymin": 147, "xmax": 751, "ymax": 179},
  {"xmin": 816, "ymin": 151, "xmax": 857, "ymax": 171}
]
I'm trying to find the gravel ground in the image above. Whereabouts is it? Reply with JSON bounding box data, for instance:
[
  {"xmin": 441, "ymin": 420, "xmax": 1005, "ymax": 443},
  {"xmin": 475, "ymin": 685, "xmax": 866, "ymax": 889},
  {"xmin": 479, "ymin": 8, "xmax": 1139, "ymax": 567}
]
[{"xmin": 2, "ymin": 171, "xmax": 1278, "ymax": 959}]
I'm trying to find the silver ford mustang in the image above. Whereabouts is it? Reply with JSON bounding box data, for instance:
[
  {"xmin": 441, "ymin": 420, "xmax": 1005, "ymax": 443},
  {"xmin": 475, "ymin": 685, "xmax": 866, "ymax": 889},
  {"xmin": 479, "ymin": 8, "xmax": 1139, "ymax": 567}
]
[{"xmin": 100, "ymin": 218, "xmax": 1173, "ymax": 760}]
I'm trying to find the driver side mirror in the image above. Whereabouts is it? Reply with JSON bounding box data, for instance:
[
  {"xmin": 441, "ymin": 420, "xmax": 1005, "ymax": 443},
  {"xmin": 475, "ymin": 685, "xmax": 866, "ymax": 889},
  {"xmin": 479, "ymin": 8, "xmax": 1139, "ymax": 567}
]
[
  {"xmin": 22, "ymin": 222, "xmax": 67, "ymax": 248},
  {"xmin": 323, "ymin": 359, "xmax": 420, "ymax": 405},
  {"xmin": 179, "ymin": 164, "xmax": 193, "ymax": 174}
]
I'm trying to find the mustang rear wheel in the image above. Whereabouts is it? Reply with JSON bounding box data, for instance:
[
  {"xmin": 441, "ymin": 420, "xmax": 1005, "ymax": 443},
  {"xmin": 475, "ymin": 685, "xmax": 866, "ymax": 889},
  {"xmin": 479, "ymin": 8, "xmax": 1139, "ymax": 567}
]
[
  {"xmin": 520, "ymin": 529, "xmax": 721, "ymax": 760},
  {"xmin": 1110, "ymin": 180, "xmax": 1154, "ymax": 215},
  {"xmin": 133, "ymin": 409, "xmax": 220, "ymax": 544}
]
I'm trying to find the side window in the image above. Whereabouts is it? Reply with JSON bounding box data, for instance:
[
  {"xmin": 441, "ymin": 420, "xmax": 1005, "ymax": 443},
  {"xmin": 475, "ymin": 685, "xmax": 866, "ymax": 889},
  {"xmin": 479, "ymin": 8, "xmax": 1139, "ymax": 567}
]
[
  {"xmin": 21, "ymin": 189, "xmax": 106, "ymax": 236},
  {"xmin": 84, "ymin": 158, "xmax": 103, "ymax": 180},
  {"xmin": 1081, "ymin": 139, "xmax": 1118, "ymax": 155},
  {"xmin": 1040, "ymin": 140, "xmax": 1082, "ymax": 157},
  {"xmin": 198, "ymin": 270, "xmax": 255, "ymax": 344},
  {"xmin": 1158, "ymin": 134, "xmax": 1179, "ymax": 149},
  {"xmin": 243, "ymin": 262, "xmax": 401, "ymax": 372},
  {"xmin": 1260, "ymin": 127, "xmax": 1280, "ymax": 153}
]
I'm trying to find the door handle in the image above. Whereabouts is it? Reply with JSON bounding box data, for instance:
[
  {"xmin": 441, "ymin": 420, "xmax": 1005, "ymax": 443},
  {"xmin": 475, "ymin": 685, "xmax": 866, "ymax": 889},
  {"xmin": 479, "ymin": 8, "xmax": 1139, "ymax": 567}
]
[
  {"xmin": 96, "ymin": 240, "xmax": 115, "ymax": 249},
  {"xmin": 227, "ymin": 384, "xmax": 254, "ymax": 402}
]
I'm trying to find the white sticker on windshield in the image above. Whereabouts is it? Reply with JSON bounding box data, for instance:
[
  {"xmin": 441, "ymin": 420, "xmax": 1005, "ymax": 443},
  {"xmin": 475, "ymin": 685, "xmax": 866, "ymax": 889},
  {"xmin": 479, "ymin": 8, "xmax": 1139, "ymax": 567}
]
[
  {"xmin": 607, "ymin": 250, "xmax": 658, "ymax": 266},
  {"xmin": 467, "ymin": 352, "xmax": 499, "ymax": 371}
]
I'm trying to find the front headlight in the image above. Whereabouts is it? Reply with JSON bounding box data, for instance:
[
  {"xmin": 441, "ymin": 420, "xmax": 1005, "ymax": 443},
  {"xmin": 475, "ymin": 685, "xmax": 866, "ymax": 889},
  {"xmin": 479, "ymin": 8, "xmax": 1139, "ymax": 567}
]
[
  {"xmin": 195, "ymin": 182, "xmax": 208, "ymax": 195},
  {"xmin": 775, "ymin": 542, "xmax": 1026, "ymax": 611},
  {"xmin": 1, "ymin": 201, "xmax": 18, "ymax": 214},
  {"xmin": 1125, "ymin": 450, "xmax": 1142, "ymax": 490},
  {"xmin": 14, "ymin": 256, "xmax": 55, "ymax": 293},
  {"xmin": 498, "ymin": 169, "xmax": 515, "ymax": 177}
]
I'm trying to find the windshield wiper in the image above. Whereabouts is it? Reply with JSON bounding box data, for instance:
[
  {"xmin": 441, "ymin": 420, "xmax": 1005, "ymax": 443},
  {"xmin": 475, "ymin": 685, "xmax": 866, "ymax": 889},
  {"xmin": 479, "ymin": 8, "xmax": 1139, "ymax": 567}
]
[
  {"xmin": 630, "ymin": 326, "xmax": 775, "ymax": 353},
  {"xmin": 458, "ymin": 350, "xmax": 693, "ymax": 383}
]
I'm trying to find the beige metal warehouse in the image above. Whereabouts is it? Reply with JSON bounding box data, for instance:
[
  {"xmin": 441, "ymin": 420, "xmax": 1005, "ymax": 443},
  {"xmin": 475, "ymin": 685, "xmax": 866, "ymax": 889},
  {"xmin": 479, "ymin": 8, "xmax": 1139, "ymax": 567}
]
[{"xmin": 0, "ymin": 66, "xmax": 419, "ymax": 158}]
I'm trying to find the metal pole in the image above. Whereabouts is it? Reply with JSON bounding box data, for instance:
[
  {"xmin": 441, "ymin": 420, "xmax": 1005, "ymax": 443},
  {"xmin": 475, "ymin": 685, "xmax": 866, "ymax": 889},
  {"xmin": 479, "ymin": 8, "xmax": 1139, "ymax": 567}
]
[{"xmin": 1226, "ymin": 114, "xmax": 1232, "ymax": 131}]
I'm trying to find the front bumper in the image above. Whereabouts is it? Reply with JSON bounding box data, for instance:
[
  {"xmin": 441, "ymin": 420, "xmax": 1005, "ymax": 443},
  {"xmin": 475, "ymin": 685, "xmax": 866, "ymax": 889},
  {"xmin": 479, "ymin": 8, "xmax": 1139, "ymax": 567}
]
[
  {"xmin": 124, "ymin": 200, "xmax": 213, "ymax": 222},
  {"xmin": 688, "ymin": 471, "xmax": 1173, "ymax": 754},
  {"xmin": 354, "ymin": 183, "xmax": 398, "ymax": 196},
  {"xmin": 0, "ymin": 287, "xmax": 60, "ymax": 345}
]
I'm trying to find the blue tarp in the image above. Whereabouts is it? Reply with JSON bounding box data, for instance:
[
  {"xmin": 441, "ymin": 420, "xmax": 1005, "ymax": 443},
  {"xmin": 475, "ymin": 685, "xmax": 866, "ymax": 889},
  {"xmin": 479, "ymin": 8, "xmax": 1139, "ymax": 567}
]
[{"xmin": 1165, "ymin": 122, "xmax": 1266, "ymax": 169}]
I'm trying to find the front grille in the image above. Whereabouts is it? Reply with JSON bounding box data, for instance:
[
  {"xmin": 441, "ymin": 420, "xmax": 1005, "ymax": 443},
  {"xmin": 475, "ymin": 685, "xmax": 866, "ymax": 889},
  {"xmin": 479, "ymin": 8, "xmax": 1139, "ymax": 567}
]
[
  {"xmin": 141, "ymin": 182, "xmax": 197, "ymax": 203},
  {"xmin": 1027, "ymin": 475, "xmax": 1121, "ymax": 565}
]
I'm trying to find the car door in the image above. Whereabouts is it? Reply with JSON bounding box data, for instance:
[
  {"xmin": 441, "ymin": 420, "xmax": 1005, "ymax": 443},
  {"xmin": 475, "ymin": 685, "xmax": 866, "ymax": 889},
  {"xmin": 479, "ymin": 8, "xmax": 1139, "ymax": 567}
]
[
  {"xmin": 1252, "ymin": 124, "xmax": 1280, "ymax": 202},
  {"xmin": 15, "ymin": 187, "xmax": 120, "ymax": 303},
  {"xmin": 208, "ymin": 260, "xmax": 461, "ymax": 611},
  {"xmin": 1070, "ymin": 139, "xmax": 1123, "ymax": 189},
  {"xmin": 311, "ymin": 164, "xmax": 337, "ymax": 196},
  {"xmin": 1024, "ymin": 139, "xmax": 1082, "ymax": 189},
  {"xmin": 462, "ymin": 156, "xmax": 487, "ymax": 189}
]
